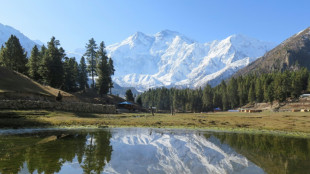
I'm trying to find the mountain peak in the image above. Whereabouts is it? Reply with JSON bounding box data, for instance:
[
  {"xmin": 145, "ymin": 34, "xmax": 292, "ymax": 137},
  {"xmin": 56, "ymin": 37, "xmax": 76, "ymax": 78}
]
[
  {"xmin": 107, "ymin": 30, "xmax": 274, "ymax": 90},
  {"xmin": 226, "ymin": 34, "xmax": 260, "ymax": 43},
  {"xmin": 154, "ymin": 30, "xmax": 195, "ymax": 44},
  {"xmin": 155, "ymin": 30, "xmax": 180, "ymax": 37},
  {"xmin": 133, "ymin": 31, "xmax": 148, "ymax": 38}
]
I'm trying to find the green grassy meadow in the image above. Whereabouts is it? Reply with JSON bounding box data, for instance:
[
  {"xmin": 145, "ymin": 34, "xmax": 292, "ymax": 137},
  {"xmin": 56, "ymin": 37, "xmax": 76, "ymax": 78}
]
[{"xmin": 1, "ymin": 110, "xmax": 309, "ymax": 137}]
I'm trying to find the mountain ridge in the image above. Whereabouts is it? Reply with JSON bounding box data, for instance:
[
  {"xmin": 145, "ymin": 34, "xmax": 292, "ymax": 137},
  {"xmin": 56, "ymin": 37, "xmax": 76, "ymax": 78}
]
[
  {"xmin": 233, "ymin": 26, "xmax": 310, "ymax": 77},
  {"xmin": 107, "ymin": 30, "xmax": 275, "ymax": 91}
]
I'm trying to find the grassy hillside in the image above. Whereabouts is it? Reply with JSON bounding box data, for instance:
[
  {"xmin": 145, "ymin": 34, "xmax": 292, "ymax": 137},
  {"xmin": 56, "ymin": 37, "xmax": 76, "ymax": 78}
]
[
  {"xmin": 0, "ymin": 66, "xmax": 126, "ymax": 104},
  {"xmin": 0, "ymin": 66, "xmax": 73, "ymax": 97}
]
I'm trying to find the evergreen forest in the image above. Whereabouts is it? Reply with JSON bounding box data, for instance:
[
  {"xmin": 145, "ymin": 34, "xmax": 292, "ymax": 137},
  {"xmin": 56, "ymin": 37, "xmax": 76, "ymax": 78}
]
[
  {"xmin": 138, "ymin": 68, "xmax": 310, "ymax": 112},
  {"xmin": 0, "ymin": 35, "xmax": 114, "ymax": 95}
]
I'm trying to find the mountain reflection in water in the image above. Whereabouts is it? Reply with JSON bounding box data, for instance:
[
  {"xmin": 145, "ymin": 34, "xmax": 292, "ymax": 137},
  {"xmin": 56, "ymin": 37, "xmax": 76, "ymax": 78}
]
[{"xmin": 0, "ymin": 128, "xmax": 309, "ymax": 174}]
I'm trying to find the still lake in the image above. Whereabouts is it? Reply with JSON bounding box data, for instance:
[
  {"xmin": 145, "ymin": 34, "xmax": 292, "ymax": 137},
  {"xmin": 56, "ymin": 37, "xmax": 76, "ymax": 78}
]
[{"xmin": 0, "ymin": 128, "xmax": 309, "ymax": 174}]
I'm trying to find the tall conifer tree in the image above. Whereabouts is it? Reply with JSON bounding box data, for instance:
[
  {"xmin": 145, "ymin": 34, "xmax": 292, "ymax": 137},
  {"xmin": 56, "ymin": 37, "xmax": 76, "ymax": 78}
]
[
  {"xmin": 248, "ymin": 82, "xmax": 256, "ymax": 103},
  {"xmin": 228, "ymin": 77, "xmax": 239, "ymax": 108},
  {"xmin": 84, "ymin": 38, "xmax": 98, "ymax": 88},
  {"xmin": 108, "ymin": 58, "xmax": 115, "ymax": 94},
  {"xmin": 40, "ymin": 37, "xmax": 64, "ymax": 88},
  {"xmin": 63, "ymin": 57, "xmax": 79, "ymax": 92},
  {"xmin": 27, "ymin": 45, "xmax": 41, "ymax": 81},
  {"xmin": 96, "ymin": 42, "xmax": 109, "ymax": 96},
  {"xmin": 255, "ymin": 78, "xmax": 264, "ymax": 102},
  {"xmin": 126, "ymin": 89, "xmax": 134, "ymax": 102},
  {"xmin": 202, "ymin": 84, "xmax": 213, "ymax": 111},
  {"xmin": 0, "ymin": 35, "xmax": 28, "ymax": 74},
  {"xmin": 78, "ymin": 56, "xmax": 88, "ymax": 90}
]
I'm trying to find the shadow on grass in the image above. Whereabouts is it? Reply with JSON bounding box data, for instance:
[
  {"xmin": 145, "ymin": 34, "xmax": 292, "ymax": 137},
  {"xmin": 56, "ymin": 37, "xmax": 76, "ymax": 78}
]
[
  {"xmin": 0, "ymin": 110, "xmax": 52, "ymax": 128},
  {"xmin": 0, "ymin": 117, "xmax": 52, "ymax": 128},
  {"xmin": 74, "ymin": 112, "xmax": 100, "ymax": 118}
]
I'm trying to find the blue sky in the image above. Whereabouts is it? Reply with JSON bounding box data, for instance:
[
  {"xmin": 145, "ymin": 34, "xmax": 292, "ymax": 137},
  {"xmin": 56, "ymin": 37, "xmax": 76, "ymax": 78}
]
[{"xmin": 0, "ymin": 0, "xmax": 309, "ymax": 51}]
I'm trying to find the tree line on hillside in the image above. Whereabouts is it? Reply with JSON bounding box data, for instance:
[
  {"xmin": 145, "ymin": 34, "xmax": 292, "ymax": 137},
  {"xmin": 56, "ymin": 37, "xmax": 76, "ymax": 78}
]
[
  {"xmin": 138, "ymin": 68, "xmax": 310, "ymax": 112},
  {"xmin": 0, "ymin": 35, "xmax": 114, "ymax": 95}
]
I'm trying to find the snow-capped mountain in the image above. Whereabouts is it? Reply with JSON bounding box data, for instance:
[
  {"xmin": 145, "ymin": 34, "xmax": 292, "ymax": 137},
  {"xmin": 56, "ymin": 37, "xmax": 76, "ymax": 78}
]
[
  {"xmin": 0, "ymin": 23, "xmax": 41, "ymax": 56},
  {"xmin": 107, "ymin": 30, "xmax": 275, "ymax": 91},
  {"xmin": 102, "ymin": 129, "xmax": 265, "ymax": 174}
]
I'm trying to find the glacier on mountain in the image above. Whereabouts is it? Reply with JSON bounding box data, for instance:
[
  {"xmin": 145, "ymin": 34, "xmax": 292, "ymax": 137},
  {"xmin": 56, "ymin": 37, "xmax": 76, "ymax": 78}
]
[{"xmin": 107, "ymin": 30, "xmax": 275, "ymax": 91}]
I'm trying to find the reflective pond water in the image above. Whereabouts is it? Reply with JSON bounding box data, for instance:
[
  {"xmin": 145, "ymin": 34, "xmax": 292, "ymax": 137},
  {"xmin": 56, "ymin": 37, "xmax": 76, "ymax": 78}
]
[{"xmin": 0, "ymin": 128, "xmax": 309, "ymax": 174}]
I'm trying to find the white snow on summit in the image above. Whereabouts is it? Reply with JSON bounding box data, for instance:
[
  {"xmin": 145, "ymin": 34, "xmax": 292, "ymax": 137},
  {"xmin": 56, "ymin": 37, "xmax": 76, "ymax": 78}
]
[
  {"xmin": 107, "ymin": 30, "xmax": 275, "ymax": 91},
  {"xmin": 0, "ymin": 23, "xmax": 41, "ymax": 56},
  {"xmin": 102, "ymin": 129, "xmax": 265, "ymax": 174}
]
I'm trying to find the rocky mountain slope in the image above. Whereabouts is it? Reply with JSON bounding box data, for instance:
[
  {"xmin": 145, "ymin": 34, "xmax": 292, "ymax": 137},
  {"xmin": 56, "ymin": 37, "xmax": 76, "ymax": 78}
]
[
  {"xmin": 234, "ymin": 27, "xmax": 310, "ymax": 77},
  {"xmin": 0, "ymin": 23, "xmax": 40, "ymax": 56},
  {"xmin": 107, "ymin": 30, "xmax": 275, "ymax": 91}
]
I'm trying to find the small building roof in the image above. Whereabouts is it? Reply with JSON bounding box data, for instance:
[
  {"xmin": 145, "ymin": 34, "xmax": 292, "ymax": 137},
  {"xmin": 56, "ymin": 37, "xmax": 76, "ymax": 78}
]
[
  {"xmin": 214, "ymin": 107, "xmax": 221, "ymax": 111},
  {"xmin": 119, "ymin": 101, "xmax": 134, "ymax": 105}
]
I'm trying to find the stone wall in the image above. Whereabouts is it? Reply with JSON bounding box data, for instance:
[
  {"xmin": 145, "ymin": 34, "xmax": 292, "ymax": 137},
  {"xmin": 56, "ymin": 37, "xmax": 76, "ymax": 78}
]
[{"xmin": 0, "ymin": 100, "xmax": 116, "ymax": 114}]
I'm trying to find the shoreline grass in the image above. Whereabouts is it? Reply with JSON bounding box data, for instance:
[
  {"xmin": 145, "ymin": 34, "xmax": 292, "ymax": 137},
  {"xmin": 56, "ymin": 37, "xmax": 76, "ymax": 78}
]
[{"xmin": 0, "ymin": 110, "xmax": 310, "ymax": 138}]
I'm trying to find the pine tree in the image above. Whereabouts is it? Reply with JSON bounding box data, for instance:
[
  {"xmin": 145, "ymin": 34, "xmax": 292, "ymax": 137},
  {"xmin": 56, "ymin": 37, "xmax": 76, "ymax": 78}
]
[
  {"xmin": 0, "ymin": 45, "xmax": 5, "ymax": 66},
  {"xmin": 202, "ymin": 84, "xmax": 213, "ymax": 111},
  {"xmin": 27, "ymin": 45, "xmax": 41, "ymax": 81},
  {"xmin": 213, "ymin": 88, "xmax": 222, "ymax": 109},
  {"xmin": 220, "ymin": 81, "xmax": 229, "ymax": 110},
  {"xmin": 126, "ymin": 89, "xmax": 134, "ymax": 102},
  {"xmin": 248, "ymin": 82, "xmax": 256, "ymax": 103},
  {"xmin": 237, "ymin": 76, "xmax": 247, "ymax": 106},
  {"xmin": 40, "ymin": 44, "xmax": 47, "ymax": 55},
  {"xmin": 63, "ymin": 57, "xmax": 79, "ymax": 92},
  {"xmin": 136, "ymin": 95, "xmax": 142, "ymax": 105},
  {"xmin": 40, "ymin": 37, "xmax": 64, "ymax": 88},
  {"xmin": 291, "ymin": 72, "xmax": 303, "ymax": 99},
  {"xmin": 263, "ymin": 74, "xmax": 273, "ymax": 102},
  {"xmin": 96, "ymin": 42, "xmax": 109, "ymax": 96},
  {"xmin": 78, "ymin": 56, "xmax": 88, "ymax": 90},
  {"xmin": 193, "ymin": 88, "xmax": 203, "ymax": 112},
  {"xmin": 0, "ymin": 35, "xmax": 28, "ymax": 74},
  {"xmin": 299, "ymin": 68, "xmax": 309, "ymax": 91},
  {"xmin": 266, "ymin": 82, "xmax": 274, "ymax": 103},
  {"xmin": 84, "ymin": 38, "xmax": 98, "ymax": 88},
  {"xmin": 255, "ymin": 78, "xmax": 264, "ymax": 102},
  {"xmin": 107, "ymin": 58, "xmax": 115, "ymax": 94},
  {"xmin": 228, "ymin": 77, "xmax": 239, "ymax": 108},
  {"xmin": 307, "ymin": 75, "xmax": 310, "ymax": 92},
  {"xmin": 274, "ymin": 73, "xmax": 286, "ymax": 102}
]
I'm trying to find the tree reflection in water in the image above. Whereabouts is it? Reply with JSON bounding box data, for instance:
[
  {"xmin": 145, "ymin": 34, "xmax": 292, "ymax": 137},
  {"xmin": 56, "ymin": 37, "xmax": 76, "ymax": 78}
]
[
  {"xmin": 0, "ymin": 130, "xmax": 112, "ymax": 174},
  {"xmin": 0, "ymin": 129, "xmax": 309, "ymax": 174},
  {"xmin": 209, "ymin": 132, "xmax": 310, "ymax": 174}
]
